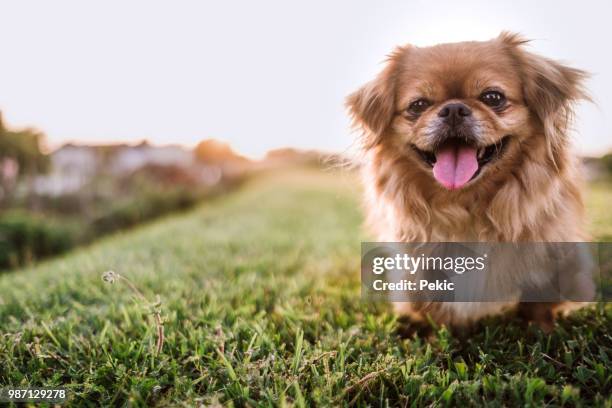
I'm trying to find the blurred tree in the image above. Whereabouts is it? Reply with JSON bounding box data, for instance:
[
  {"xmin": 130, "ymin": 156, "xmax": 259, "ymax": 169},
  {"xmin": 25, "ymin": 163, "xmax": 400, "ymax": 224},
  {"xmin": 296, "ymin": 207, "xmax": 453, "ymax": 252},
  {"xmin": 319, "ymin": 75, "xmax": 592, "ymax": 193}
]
[
  {"xmin": 602, "ymin": 152, "xmax": 612, "ymax": 176},
  {"xmin": 0, "ymin": 112, "xmax": 49, "ymax": 205},
  {"xmin": 194, "ymin": 139, "xmax": 248, "ymax": 165}
]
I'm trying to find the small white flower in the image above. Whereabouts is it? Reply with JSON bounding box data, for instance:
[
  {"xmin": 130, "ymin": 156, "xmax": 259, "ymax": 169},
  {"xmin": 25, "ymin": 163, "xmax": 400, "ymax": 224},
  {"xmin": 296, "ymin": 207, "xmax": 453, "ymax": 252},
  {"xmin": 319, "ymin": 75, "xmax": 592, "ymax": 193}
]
[{"xmin": 102, "ymin": 270, "xmax": 117, "ymax": 284}]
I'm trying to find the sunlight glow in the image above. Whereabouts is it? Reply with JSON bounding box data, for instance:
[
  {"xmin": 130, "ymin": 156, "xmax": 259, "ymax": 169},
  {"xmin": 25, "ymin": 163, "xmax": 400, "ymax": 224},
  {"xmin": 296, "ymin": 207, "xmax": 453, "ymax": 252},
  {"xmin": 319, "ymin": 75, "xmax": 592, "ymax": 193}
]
[{"xmin": 0, "ymin": 0, "xmax": 609, "ymax": 157}]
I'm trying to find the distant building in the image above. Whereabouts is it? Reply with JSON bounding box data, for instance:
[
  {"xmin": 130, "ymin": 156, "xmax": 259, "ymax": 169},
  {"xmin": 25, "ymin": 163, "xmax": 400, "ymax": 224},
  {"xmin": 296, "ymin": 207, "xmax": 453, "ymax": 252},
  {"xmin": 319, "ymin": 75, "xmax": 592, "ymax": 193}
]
[
  {"xmin": 33, "ymin": 144, "xmax": 99, "ymax": 195},
  {"xmin": 33, "ymin": 142, "xmax": 195, "ymax": 195},
  {"xmin": 111, "ymin": 142, "xmax": 193, "ymax": 174},
  {"xmin": 263, "ymin": 147, "xmax": 325, "ymax": 167}
]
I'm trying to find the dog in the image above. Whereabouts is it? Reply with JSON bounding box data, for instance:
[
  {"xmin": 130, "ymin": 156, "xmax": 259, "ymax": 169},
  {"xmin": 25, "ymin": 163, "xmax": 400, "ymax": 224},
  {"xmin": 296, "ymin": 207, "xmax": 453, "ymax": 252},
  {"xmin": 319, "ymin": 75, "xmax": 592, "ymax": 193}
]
[{"xmin": 346, "ymin": 32, "xmax": 591, "ymax": 332}]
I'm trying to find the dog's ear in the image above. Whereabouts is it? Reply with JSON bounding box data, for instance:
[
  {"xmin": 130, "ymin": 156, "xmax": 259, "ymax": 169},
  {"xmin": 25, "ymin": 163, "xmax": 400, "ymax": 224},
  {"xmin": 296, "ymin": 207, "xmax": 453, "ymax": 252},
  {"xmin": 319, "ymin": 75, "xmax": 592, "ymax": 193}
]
[
  {"xmin": 499, "ymin": 32, "xmax": 590, "ymax": 168},
  {"xmin": 346, "ymin": 48, "xmax": 404, "ymax": 148}
]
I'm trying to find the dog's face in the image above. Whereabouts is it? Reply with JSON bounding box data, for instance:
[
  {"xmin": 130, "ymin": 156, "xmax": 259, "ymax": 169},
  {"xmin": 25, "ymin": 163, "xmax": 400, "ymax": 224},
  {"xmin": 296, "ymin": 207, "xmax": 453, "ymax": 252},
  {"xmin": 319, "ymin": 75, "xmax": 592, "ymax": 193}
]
[{"xmin": 347, "ymin": 32, "xmax": 587, "ymax": 191}]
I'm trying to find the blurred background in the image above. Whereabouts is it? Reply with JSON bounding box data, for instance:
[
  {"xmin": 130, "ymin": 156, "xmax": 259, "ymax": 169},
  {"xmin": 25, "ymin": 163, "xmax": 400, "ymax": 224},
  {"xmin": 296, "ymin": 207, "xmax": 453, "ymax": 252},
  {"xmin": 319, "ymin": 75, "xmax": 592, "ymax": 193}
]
[{"xmin": 1, "ymin": 0, "xmax": 611, "ymax": 270}]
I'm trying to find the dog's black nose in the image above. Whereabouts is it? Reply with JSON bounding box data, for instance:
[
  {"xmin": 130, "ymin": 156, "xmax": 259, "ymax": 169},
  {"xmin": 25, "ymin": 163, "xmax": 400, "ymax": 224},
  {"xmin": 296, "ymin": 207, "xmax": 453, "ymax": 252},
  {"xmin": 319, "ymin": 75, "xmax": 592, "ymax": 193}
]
[{"xmin": 438, "ymin": 103, "xmax": 472, "ymax": 124}]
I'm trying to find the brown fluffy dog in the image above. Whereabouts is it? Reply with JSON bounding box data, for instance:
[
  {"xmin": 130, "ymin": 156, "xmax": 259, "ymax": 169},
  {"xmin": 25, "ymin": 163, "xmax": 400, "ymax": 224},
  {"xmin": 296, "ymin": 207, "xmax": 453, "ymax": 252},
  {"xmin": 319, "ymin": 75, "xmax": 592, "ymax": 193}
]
[{"xmin": 347, "ymin": 32, "xmax": 590, "ymax": 331}]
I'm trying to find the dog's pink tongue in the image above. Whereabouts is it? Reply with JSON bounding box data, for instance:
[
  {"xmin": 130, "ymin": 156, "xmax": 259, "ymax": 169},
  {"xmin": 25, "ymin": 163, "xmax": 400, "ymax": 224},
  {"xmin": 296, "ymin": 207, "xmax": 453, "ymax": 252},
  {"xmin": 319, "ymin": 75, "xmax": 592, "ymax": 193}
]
[{"xmin": 432, "ymin": 143, "xmax": 478, "ymax": 190}]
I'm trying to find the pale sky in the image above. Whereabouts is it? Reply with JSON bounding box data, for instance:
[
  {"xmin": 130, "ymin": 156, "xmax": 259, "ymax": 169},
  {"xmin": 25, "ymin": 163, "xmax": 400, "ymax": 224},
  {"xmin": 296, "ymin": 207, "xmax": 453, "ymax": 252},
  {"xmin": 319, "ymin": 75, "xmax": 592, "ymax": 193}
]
[{"xmin": 0, "ymin": 0, "xmax": 610, "ymax": 158}]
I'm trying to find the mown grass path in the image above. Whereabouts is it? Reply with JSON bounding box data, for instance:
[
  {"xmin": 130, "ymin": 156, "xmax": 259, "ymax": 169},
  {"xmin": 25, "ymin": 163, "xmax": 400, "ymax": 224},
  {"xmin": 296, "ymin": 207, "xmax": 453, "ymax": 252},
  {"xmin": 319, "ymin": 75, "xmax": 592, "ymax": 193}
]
[{"xmin": 0, "ymin": 168, "xmax": 610, "ymax": 406}]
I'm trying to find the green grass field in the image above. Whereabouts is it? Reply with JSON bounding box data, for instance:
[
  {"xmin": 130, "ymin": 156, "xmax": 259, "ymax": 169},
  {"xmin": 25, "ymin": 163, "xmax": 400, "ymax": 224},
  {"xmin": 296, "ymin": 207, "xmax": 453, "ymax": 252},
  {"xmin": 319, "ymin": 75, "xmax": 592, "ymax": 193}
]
[{"xmin": 0, "ymin": 168, "xmax": 611, "ymax": 406}]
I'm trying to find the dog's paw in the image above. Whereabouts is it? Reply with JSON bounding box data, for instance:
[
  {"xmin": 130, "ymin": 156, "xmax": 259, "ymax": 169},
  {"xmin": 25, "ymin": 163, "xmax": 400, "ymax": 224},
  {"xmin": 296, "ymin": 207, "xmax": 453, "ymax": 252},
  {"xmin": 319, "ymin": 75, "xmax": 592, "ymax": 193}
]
[
  {"xmin": 395, "ymin": 315, "xmax": 434, "ymax": 339},
  {"xmin": 517, "ymin": 302, "xmax": 556, "ymax": 333}
]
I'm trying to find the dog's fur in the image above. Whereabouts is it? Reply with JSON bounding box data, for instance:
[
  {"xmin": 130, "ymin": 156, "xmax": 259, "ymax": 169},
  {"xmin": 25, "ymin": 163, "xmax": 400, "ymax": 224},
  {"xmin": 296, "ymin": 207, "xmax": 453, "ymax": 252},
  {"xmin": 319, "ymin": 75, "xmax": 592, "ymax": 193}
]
[{"xmin": 347, "ymin": 32, "xmax": 591, "ymax": 330}]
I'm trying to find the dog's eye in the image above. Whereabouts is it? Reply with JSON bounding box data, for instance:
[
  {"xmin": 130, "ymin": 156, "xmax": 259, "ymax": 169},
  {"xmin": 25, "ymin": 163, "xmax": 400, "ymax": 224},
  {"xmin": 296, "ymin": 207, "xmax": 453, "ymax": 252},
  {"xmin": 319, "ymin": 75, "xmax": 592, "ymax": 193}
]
[
  {"xmin": 407, "ymin": 99, "xmax": 431, "ymax": 115},
  {"xmin": 479, "ymin": 90, "xmax": 506, "ymax": 109}
]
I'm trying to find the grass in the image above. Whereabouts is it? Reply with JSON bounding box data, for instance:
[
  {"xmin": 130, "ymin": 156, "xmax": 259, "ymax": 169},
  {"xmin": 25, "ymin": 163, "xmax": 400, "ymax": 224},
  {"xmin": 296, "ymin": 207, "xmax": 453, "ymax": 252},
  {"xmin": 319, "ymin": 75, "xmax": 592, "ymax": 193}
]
[
  {"xmin": 0, "ymin": 167, "xmax": 611, "ymax": 406},
  {"xmin": 586, "ymin": 181, "xmax": 612, "ymax": 242}
]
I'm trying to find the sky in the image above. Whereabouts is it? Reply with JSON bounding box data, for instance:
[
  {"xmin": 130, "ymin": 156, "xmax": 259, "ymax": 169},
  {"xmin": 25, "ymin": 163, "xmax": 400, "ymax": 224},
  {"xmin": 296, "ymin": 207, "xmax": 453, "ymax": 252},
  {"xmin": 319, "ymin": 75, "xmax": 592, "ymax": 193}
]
[{"xmin": 0, "ymin": 0, "xmax": 610, "ymax": 158}]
